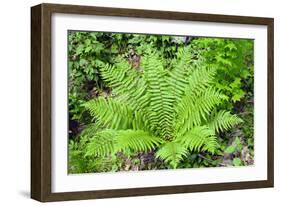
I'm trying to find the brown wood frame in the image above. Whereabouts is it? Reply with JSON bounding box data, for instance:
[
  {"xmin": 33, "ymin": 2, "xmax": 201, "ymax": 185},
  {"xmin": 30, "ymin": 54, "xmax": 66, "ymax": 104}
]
[{"xmin": 31, "ymin": 3, "xmax": 274, "ymax": 202}]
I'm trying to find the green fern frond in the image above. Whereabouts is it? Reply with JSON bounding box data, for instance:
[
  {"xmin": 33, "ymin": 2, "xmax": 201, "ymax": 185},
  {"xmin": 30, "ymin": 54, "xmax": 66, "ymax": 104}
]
[
  {"xmin": 196, "ymin": 87, "xmax": 227, "ymax": 120},
  {"xmin": 85, "ymin": 129, "xmax": 163, "ymax": 157},
  {"xmin": 99, "ymin": 59, "xmax": 149, "ymax": 111},
  {"xmin": 115, "ymin": 130, "xmax": 164, "ymax": 153},
  {"xmin": 80, "ymin": 123, "xmax": 100, "ymax": 137},
  {"xmin": 132, "ymin": 110, "xmax": 148, "ymax": 131},
  {"xmin": 85, "ymin": 129, "xmax": 117, "ymax": 157},
  {"xmin": 176, "ymin": 126, "xmax": 218, "ymax": 154},
  {"xmin": 142, "ymin": 54, "xmax": 174, "ymax": 139},
  {"xmin": 156, "ymin": 141, "xmax": 187, "ymax": 169},
  {"xmin": 208, "ymin": 110, "xmax": 243, "ymax": 133},
  {"xmin": 176, "ymin": 87, "xmax": 226, "ymax": 135},
  {"xmin": 99, "ymin": 59, "xmax": 137, "ymax": 91},
  {"xmin": 83, "ymin": 97, "xmax": 134, "ymax": 130},
  {"xmin": 168, "ymin": 48, "xmax": 193, "ymax": 102},
  {"xmin": 184, "ymin": 65, "xmax": 217, "ymax": 96}
]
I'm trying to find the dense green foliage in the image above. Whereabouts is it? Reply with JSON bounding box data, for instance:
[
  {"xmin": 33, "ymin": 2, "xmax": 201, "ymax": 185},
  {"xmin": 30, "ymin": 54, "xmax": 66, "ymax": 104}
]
[
  {"xmin": 191, "ymin": 38, "xmax": 254, "ymax": 106},
  {"xmin": 68, "ymin": 31, "xmax": 254, "ymax": 173}
]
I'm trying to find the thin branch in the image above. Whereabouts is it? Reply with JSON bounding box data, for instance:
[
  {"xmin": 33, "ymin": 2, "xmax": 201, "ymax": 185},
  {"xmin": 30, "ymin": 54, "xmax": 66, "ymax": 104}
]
[{"xmin": 198, "ymin": 153, "xmax": 227, "ymax": 167}]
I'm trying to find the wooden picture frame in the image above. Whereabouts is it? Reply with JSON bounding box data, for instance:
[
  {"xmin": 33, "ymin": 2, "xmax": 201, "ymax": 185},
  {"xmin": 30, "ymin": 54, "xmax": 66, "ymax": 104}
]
[{"xmin": 31, "ymin": 3, "xmax": 274, "ymax": 202}]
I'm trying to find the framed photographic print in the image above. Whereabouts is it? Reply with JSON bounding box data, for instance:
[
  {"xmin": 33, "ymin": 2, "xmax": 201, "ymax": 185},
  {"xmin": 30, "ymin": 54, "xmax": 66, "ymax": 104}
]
[{"xmin": 31, "ymin": 3, "xmax": 274, "ymax": 202}]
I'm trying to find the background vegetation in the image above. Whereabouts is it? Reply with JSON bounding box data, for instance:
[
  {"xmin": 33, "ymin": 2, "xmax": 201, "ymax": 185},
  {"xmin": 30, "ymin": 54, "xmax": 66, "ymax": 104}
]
[{"xmin": 68, "ymin": 31, "xmax": 254, "ymax": 173}]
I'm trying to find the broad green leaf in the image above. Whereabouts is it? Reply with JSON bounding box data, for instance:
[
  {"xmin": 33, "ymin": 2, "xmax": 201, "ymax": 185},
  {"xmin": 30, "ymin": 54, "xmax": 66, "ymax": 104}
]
[
  {"xmin": 225, "ymin": 145, "xmax": 235, "ymax": 154},
  {"xmin": 233, "ymin": 157, "xmax": 242, "ymax": 166}
]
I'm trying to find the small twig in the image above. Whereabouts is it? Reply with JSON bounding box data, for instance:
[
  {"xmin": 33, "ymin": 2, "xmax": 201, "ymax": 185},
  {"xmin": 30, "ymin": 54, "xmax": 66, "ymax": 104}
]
[
  {"xmin": 239, "ymin": 111, "xmax": 252, "ymax": 116},
  {"xmin": 198, "ymin": 154, "xmax": 227, "ymax": 167}
]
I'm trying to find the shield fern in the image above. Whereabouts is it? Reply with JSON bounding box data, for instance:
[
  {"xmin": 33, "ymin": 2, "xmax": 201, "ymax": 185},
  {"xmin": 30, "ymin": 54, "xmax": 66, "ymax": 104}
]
[{"xmin": 83, "ymin": 47, "xmax": 243, "ymax": 169}]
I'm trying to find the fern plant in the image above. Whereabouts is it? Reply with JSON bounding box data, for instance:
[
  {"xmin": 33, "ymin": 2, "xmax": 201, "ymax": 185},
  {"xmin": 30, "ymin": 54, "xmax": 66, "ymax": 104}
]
[{"xmin": 83, "ymin": 48, "xmax": 243, "ymax": 169}]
